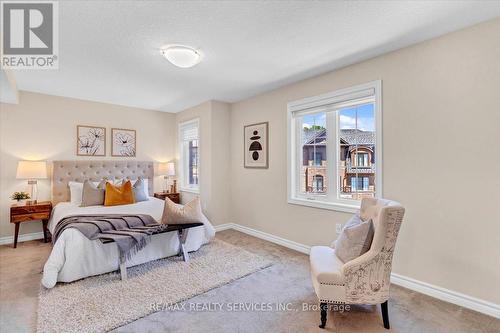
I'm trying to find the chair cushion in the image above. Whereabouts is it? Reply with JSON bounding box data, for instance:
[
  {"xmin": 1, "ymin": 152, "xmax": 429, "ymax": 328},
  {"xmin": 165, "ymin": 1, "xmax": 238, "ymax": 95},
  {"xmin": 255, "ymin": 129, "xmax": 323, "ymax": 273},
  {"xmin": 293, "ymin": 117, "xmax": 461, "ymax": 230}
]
[{"xmin": 310, "ymin": 246, "xmax": 345, "ymax": 285}]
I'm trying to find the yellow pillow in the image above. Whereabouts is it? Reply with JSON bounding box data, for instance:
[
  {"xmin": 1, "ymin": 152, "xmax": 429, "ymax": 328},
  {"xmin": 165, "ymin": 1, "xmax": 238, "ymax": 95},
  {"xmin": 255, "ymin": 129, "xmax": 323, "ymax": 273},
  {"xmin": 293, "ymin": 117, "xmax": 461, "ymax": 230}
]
[{"xmin": 104, "ymin": 180, "xmax": 135, "ymax": 206}]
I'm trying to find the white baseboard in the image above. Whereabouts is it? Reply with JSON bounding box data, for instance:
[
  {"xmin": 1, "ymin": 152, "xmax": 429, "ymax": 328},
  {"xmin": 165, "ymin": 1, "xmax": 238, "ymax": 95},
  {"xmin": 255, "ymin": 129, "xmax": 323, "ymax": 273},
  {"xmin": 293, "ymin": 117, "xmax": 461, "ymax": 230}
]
[
  {"xmin": 234, "ymin": 224, "xmax": 311, "ymax": 254},
  {"xmin": 0, "ymin": 231, "xmax": 44, "ymax": 245},
  {"xmin": 216, "ymin": 223, "xmax": 499, "ymax": 319},
  {"xmin": 214, "ymin": 223, "xmax": 235, "ymax": 232},
  {"xmin": 390, "ymin": 273, "xmax": 499, "ymax": 319}
]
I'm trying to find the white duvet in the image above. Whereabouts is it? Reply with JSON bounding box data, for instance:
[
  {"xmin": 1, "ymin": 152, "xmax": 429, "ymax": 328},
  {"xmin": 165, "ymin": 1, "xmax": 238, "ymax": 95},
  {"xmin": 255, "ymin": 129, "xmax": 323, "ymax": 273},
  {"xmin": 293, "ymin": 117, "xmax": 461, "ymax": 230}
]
[{"xmin": 42, "ymin": 198, "xmax": 215, "ymax": 288}]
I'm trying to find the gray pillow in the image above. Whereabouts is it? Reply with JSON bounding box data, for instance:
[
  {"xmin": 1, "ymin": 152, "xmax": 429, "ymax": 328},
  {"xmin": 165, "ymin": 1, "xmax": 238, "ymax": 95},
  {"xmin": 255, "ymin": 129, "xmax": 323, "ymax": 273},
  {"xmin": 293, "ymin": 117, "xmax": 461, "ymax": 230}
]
[
  {"xmin": 81, "ymin": 179, "xmax": 107, "ymax": 207},
  {"xmin": 131, "ymin": 178, "xmax": 148, "ymax": 202},
  {"xmin": 335, "ymin": 215, "xmax": 374, "ymax": 263},
  {"xmin": 115, "ymin": 178, "xmax": 149, "ymax": 202}
]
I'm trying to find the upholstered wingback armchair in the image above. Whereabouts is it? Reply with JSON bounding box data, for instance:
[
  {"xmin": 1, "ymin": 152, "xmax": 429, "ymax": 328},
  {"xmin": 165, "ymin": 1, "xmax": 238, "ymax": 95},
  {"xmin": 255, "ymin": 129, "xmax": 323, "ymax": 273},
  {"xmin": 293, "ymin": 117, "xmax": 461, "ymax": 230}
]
[{"xmin": 309, "ymin": 198, "xmax": 405, "ymax": 329}]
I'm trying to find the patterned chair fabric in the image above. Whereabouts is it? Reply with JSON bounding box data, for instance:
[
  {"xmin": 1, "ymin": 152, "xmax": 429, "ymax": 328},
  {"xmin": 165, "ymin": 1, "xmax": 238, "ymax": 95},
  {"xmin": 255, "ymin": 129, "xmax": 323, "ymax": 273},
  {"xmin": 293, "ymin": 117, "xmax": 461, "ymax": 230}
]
[{"xmin": 310, "ymin": 198, "xmax": 405, "ymax": 305}]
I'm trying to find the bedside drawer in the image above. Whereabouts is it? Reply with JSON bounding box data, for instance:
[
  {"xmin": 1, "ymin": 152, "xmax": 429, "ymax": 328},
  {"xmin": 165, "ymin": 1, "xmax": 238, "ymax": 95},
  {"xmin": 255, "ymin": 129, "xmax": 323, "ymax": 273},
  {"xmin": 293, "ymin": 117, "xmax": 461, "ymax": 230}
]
[
  {"xmin": 11, "ymin": 204, "xmax": 51, "ymax": 215},
  {"xmin": 12, "ymin": 206, "xmax": 37, "ymax": 215},
  {"xmin": 11, "ymin": 212, "xmax": 51, "ymax": 223},
  {"xmin": 154, "ymin": 193, "xmax": 180, "ymax": 203}
]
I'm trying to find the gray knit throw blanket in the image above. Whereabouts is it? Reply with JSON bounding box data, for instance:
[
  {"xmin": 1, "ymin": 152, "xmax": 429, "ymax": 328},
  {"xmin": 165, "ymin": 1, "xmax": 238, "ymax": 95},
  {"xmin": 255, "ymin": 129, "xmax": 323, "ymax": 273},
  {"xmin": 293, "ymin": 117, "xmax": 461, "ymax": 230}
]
[{"xmin": 52, "ymin": 214, "xmax": 168, "ymax": 260}]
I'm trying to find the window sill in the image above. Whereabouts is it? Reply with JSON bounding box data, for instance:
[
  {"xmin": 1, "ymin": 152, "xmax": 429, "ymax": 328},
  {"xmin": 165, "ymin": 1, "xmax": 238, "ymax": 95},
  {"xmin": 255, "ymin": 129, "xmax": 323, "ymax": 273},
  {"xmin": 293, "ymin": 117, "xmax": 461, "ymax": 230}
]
[
  {"xmin": 180, "ymin": 187, "xmax": 200, "ymax": 194},
  {"xmin": 288, "ymin": 197, "xmax": 359, "ymax": 213}
]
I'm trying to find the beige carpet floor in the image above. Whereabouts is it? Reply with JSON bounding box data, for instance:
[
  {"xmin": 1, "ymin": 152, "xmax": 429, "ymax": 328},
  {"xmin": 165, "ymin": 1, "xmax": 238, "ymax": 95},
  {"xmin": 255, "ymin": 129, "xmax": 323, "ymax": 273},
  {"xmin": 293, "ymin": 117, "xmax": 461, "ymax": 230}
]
[
  {"xmin": 111, "ymin": 230, "xmax": 500, "ymax": 333},
  {"xmin": 1, "ymin": 230, "xmax": 498, "ymax": 332},
  {"xmin": 36, "ymin": 239, "xmax": 272, "ymax": 333}
]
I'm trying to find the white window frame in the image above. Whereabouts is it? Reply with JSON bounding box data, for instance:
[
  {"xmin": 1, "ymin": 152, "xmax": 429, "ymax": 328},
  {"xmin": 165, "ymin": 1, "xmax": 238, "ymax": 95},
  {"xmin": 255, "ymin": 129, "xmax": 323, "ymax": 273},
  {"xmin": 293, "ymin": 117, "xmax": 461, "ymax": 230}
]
[
  {"xmin": 287, "ymin": 80, "xmax": 382, "ymax": 213},
  {"xmin": 178, "ymin": 118, "xmax": 200, "ymax": 194}
]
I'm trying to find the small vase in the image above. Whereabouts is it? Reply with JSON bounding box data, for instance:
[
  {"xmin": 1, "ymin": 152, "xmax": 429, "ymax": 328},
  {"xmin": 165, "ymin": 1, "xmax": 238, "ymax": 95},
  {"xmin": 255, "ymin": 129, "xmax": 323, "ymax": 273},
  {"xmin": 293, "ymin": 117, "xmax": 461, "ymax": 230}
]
[{"xmin": 17, "ymin": 199, "xmax": 26, "ymax": 205}]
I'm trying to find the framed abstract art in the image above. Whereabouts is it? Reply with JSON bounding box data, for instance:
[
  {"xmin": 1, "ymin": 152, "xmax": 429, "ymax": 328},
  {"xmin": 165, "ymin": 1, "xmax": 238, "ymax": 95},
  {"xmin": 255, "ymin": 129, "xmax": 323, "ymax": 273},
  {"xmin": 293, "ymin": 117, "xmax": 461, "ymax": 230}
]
[
  {"xmin": 111, "ymin": 128, "xmax": 136, "ymax": 157},
  {"xmin": 76, "ymin": 125, "xmax": 106, "ymax": 156},
  {"xmin": 244, "ymin": 122, "xmax": 268, "ymax": 169}
]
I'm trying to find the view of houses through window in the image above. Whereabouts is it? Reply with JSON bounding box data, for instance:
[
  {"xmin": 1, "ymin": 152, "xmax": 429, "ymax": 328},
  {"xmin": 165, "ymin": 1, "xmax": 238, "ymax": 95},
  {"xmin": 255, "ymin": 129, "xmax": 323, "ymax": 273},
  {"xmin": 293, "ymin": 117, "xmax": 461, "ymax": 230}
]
[
  {"xmin": 179, "ymin": 118, "xmax": 200, "ymax": 192},
  {"xmin": 301, "ymin": 112, "xmax": 328, "ymax": 194},
  {"xmin": 300, "ymin": 103, "xmax": 376, "ymax": 200},
  {"xmin": 188, "ymin": 140, "xmax": 199, "ymax": 186}
]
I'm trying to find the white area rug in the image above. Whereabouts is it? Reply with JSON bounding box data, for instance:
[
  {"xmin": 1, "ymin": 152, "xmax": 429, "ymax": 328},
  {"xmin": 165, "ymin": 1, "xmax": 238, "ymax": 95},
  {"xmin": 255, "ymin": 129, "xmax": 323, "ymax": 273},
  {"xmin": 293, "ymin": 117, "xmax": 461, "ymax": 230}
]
[{"xmin": 37, "ymin": 239, "xmax": 272, "ymax": 333}]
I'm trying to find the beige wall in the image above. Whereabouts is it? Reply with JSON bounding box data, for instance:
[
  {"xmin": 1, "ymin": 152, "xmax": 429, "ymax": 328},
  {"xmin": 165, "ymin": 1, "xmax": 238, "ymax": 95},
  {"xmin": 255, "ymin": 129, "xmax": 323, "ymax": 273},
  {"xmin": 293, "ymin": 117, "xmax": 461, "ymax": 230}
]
[
  {"xmin": 0, "ymin": 91, "xmax": 176, "ymax": 238},
  {"xmin": 175, "ymin": 100, "xmax": 231, "ymax": 226},
  {"xmin": 229, "ymin": 19, "xmax": 500, "ymax": 304},
  {"xmin": 1, "ymin": 18, "xmax": 498, "ymax": 307}
]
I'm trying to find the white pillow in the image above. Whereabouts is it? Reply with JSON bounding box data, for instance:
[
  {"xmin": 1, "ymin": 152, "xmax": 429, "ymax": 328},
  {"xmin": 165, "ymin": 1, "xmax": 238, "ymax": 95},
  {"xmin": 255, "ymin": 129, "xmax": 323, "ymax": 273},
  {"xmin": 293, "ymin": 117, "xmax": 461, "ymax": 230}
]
[
  {"xmin": 68, "ymin": 181, "xmax": 100, "ymax": 205},
  {"xmin": 68, "ymin": 181, "xmax": 83, "ymax": 205}
]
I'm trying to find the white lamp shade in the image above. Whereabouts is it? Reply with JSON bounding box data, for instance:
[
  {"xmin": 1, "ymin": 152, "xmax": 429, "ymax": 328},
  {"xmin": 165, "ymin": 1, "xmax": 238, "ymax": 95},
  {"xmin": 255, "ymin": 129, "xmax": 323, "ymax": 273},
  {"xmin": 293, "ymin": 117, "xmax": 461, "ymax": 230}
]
[
  {"xmin": 158, "ymin": 162, "xmax": 175, "ymax": 176},
  {"xmin": 158, "ymin": 163, "xmax": 168, "ymax": 176},
  {"xmin": 16, "ymin": 161, "xmax": 47, "ymax": 179},
  {"xmin": 167, "ymin": 162, "xmax": 175, "ymax": 176}
]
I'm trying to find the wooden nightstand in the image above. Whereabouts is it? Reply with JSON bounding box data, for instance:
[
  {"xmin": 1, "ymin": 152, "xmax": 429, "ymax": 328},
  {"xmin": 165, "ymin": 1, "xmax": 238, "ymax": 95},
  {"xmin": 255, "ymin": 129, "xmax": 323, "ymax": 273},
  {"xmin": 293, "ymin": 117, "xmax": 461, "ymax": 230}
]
[
  {"xmin": 10, "ymin": 201, "xmax": 52, "ymax": 248},
  {"xmin": 154, "ymin": 192, "xmax": 180, "ymax": 204}
]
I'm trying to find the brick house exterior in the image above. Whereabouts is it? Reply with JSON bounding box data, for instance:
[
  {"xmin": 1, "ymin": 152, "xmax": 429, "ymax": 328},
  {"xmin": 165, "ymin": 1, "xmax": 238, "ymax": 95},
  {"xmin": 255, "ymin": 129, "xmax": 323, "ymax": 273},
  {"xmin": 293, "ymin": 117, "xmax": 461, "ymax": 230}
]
[{"xmin": 301, "ymin": 128, "xmax": 376, "ymax": 199}]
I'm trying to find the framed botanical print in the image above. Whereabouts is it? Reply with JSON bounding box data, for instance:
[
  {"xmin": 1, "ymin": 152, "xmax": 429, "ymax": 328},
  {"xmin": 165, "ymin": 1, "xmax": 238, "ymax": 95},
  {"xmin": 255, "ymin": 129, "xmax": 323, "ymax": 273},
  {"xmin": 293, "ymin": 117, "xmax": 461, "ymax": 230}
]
[
  {"xmin": 111, "ymin": 128, "xmax": 136, "ymax": 157},
  {"xmin": 244, "ymin": 122, "xmax": 268, "ymax": 169},
  {"xmin": 76, "ymin": 125, "xmax": 106, "ymax": 156}
]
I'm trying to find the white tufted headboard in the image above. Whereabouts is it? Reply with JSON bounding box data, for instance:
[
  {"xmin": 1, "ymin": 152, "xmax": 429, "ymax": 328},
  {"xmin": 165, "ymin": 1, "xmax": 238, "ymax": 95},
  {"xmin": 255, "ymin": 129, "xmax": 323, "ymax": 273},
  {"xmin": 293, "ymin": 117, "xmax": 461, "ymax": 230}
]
[{"xmin": 52, "ymin": 160, "xmax": 154, "ymax": 205}]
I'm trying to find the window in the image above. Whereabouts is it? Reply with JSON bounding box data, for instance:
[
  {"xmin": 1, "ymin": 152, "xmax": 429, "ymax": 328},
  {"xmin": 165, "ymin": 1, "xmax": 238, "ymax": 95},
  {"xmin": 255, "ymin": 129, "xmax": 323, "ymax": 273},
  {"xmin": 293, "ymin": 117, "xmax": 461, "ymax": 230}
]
[
  {"xmin": 188, "ymin": 140, "xmax": 199, "ymax": 185},
  {"xmin": 287, "ymin": 81, "xmax": 382, "ymax": 213},
  {"xmin": 355, "ymin": 152, "xmax": 369, "ymax": 167},
  {"xmin": 179, "ymin": 118, "xmax": 200, "ymax": 193},
  {"xmin": 351, "ymin": 176, "xmax": 369, "ymax": 191},
  {"xmin": 312, "ymin": 175, "xmax": 324, "ymax": 192},
  {"xmin": 314, "ymin": 152, "xmax": 323, "ymax": 166}
]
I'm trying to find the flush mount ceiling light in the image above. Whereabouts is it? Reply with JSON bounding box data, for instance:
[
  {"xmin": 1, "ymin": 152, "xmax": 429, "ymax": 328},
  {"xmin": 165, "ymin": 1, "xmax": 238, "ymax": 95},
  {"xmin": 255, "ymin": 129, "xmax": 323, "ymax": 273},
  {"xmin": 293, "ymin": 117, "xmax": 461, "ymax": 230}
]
[{"xmin": 161, "ymin": 45, "xmax": 202, "ymax": 68}]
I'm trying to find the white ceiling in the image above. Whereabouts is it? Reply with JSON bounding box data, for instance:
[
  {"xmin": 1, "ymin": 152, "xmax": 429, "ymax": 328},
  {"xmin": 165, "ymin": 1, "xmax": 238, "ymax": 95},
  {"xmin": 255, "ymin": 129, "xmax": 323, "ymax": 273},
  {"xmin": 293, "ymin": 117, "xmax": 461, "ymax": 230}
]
[
  {"xmin": 0, "ymin": 70, "xmax": 18, "ymax": 104},
  {"xmin": 6, "ymin": 1, "xmax": 500, "ymax": 113}
]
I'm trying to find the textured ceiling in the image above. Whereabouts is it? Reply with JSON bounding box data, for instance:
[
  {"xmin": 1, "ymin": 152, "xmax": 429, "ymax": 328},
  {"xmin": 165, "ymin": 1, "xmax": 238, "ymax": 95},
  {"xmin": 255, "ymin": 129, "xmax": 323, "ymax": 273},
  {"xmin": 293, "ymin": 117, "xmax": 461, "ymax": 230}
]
[{"xmin": 8, "ymin": 1, "xmax": 500, "ymax": 112}]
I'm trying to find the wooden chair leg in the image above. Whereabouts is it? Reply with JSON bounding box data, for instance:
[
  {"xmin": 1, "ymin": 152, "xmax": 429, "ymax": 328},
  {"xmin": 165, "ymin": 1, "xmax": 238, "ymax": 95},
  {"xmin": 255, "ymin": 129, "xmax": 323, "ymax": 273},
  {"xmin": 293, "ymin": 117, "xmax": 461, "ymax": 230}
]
[
  {"xmin": 381, "ymin": 300, "xmax": 390, "ymax": 329},
  {"xmin": 319, "ymin": 302, "xmax": 328, "ymax": 329}
]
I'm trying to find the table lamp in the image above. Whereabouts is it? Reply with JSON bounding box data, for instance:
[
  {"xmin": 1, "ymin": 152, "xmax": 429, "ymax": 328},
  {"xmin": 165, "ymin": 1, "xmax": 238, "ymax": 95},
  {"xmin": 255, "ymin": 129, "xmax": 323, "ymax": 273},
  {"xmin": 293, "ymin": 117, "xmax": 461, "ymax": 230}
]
[
  {"xmin": 16, "ymin": 160, "xmax": 47, "ymax": 204},
  {"xmin": 158, "ymin": 162, "xmax": 176, "ymax": 193},
  {"xmin": 167, "ymin": 162, "xmax": 176, "ymax": 193}
]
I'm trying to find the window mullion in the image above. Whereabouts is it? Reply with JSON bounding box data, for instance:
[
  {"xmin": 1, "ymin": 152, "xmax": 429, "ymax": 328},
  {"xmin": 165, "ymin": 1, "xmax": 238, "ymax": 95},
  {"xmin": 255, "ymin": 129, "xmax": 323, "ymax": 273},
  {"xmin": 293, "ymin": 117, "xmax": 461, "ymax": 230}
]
[{"xmin": 326, "ymin": 111, "xmax": 336, "ymax": 202}]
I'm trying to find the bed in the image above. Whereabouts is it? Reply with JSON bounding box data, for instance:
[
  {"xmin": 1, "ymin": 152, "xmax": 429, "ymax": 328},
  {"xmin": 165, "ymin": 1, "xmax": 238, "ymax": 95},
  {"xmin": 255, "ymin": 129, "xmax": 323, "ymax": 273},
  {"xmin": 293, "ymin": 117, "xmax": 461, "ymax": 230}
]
[{"xmin": 41, "ymin": 161, "xmax": 215, "ymax": 288}]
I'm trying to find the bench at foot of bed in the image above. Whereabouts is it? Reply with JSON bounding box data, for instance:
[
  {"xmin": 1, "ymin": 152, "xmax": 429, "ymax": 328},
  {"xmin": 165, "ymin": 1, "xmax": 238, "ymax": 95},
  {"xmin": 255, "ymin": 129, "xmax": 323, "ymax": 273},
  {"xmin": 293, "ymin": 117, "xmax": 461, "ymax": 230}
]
[{"xmin": 111, "ymin": 223, "xmax": 204, "ymax": 280}]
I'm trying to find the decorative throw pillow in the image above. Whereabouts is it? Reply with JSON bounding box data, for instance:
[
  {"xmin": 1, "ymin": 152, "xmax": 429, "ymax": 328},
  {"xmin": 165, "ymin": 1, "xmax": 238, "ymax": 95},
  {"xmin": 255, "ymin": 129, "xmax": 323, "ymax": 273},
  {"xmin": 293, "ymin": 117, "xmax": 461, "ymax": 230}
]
[
  {"xmin": 104, "ymin": 180, "xmax": 135, "ymax": 206},
  {"xmin": 331, "ymin": 214, "xmax": 361, "ymax": 248},
  {"xmin": 131, "ymin": 178, "xmax": 149, "ymax": 202},
  {"xmin": 161, "ymin": 197, "xmax": 204, "ymax": 225},
  {"xmin": 81, "ymin": 179, "xmax": 107, "ymax": 207},
  {"xmin": 115, "ymin": 178, "xmax": 149, "ymax": 200},
  {"xmin": 69, "ymin": 180, "xmax": 101, "ymax": 205},
  {"xmin": 334, "ymin": 215, "xmax": 374, "ymax": 263}
]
